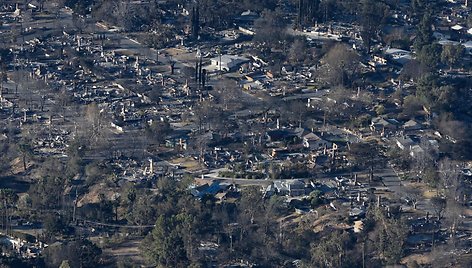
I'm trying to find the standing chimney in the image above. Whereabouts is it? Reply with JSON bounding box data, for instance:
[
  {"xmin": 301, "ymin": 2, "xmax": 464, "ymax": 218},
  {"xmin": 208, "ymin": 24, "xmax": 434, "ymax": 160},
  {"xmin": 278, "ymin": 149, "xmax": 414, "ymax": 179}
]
[
  {"xmin": 135, "ymin": 56, "xmax": 139, "ymax": 70},
  {"xmin": 149, "ymin": 158, "xmax": 153, "ymax": 174},
  {"xmin": 202, "ymin": 69, "xmax": 207, "ymax": 88}
]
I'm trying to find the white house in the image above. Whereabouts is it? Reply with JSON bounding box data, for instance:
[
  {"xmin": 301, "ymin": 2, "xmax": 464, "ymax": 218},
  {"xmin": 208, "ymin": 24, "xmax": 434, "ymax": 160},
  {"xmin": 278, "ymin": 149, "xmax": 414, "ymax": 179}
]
[
  {"xmin": 303, "ymin": 132, "xmax": 333, "ymax": 151},
  {"xmin": 385, "ymin": 48, "xmax": 412, "ymax": 65},
  {"xmin": 210, "ymin": 55, "xmax": 250, "ymax": 72}
]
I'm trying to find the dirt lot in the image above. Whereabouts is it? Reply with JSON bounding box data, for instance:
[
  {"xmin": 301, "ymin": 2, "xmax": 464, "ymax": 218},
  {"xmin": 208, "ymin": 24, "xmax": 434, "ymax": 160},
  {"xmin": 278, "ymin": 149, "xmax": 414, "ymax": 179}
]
[{"xmin": 95, "ymin": 236, "xmax": 146, "ymax": 266}]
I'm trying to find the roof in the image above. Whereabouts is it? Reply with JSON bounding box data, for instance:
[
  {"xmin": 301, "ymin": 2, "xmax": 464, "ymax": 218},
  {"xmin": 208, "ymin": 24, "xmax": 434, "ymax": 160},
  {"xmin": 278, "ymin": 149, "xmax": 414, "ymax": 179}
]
[
  {"xmin": 273, "ymin": 179, "xmax": 306, "ymax": 191},
  {"xmin": 241, "ymin": 10, "xmax": 258, "ymax": 17},
  {"xmin": 266, "ymin": 129, "xmax": 298, "ymax": 141},
  {"xmin": 438, "ymin": 39, "xmax": 460, "ymax": 46},
  {"xmin": 451, "ymin": 25, "xmax": 464, "ymax": 31},
  {"xmin": 385, "ymin": 48, "xmax": 412, "ymax": 65},
  {"xmin": 287, "ymin": 179, "xmax": 306, "ymax": 189},
  {"xmin": 190, "ymin": 181, "xmax": 227, "ymax": 198},
  {"xmin": 385, "ymin": 48, "xmax": 411, "ymax": 55},
  {"xmin": 273, "ymin": 181, "xmax": 288, "ymax": 192},
  {"xmin": 463, "ymin": 41, "xmax": 472, "ymax": 49},
  {"xmin": 403, "ymin": 119, "xmax": 422, "ymax": 130},
  {"xmin": 303, "ymin": 132, "xmax": 321, "ymax": 141},
  {"xmin": 371, "ymin": 117, "xmax": 399, "ymax": 128},
  {"xmin": 396, "ymin": 136, "xmax": 415, "ymax": 150},
  {"xmin": 293, "ymin": 127, "xmax": 307, "ymax": 138},
  {"xmin": 349, "ymin": 207, "xmax": 366, "ymax": 217},
  {"xmin": 410, "ymin": 145, "xmax": 424, "ymax": 155},
  {"xmin": 210, "ymin": 55, "xmax": 249, "ymax": 66}
]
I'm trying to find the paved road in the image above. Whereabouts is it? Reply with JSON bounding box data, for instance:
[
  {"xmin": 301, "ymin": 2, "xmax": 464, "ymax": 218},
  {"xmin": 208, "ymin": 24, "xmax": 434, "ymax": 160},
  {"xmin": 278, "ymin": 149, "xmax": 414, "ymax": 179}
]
[
  {"xmin": 201, "ymin": 170, "xmax": 272, "ymax": 186},
  {"xmin": 379, "ymin": 165, "xmax": 403, "ymax": 194},
  {"xmin": 201, "ymin": 176, "xmax": 272, "ymax": 186}
]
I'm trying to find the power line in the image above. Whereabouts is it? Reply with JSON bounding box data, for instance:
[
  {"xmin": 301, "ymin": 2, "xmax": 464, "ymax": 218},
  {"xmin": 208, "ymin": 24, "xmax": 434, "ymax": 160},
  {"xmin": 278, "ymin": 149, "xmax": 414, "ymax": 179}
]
[{"xmin": 77, "ymin": 218, "xmax": 155, "ymax": 229}]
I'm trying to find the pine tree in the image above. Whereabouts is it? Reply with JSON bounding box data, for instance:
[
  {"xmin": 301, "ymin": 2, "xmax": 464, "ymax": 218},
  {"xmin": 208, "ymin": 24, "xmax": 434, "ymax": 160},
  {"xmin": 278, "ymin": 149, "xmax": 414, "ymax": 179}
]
[{"xmin": 191, "ymin": 4, "xmax": 200, "ymax": 39}]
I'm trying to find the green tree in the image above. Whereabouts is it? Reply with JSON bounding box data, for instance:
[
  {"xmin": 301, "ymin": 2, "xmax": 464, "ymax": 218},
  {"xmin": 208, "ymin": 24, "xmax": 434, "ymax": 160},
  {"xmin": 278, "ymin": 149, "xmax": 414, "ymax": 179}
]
[
  {"xmin": 59, "ymin": 260, "xmax": 71, "ymax": 268},
  {"xmin": 29, "ymin": 175, "xmax": 68, "ymax": 210},
  {"xmin": 142, "ymin": 213, "xmax": 195, "ymax": 267},
  {"xmin": 375, "ymin": 104, "xmax": 386, "ymax": 115},
  {"xmin": 402, "ymin": 95, "xmax": 423, "ymax": 118},
  {"xmin": 309, "ymin": 190, "xmax": 322, "ymax": 208},
  {"xmin": 415, "ymin": 73, "xmax": 438, "ymax": 106},
  {"xmin": 360, "ymin": 0, "xmax": 389, "ymax": 52},
  {"xmin": 126, "ymin": 193, "xmax": 156, "ymax": 226},
  {"xmin": 417, "ymin": 43, "xmax": 442, "ymax": 71},
  {"xmin": 369, "ymin": 207, "xmax": 408, "ymax": 264},
  {"xmin": 441, "ymin": 44, "xmax": 464, "ymax": 70},
  {"xmin": 44, "ymin": 238, "xmax": 102, "ymax": 268},
  {"xmin": 414, "ymin": 12, "xmax": 434, "ymax": 51},
  {"xmin": 411, "ymin": 0, "xmax": 428, "ymax": 14},
  {"xmin": 190, "ymin": 5, "xmax": 200, "ymax": 39},
  {"xmin": 44, "ymin": 213, "xmax": 67, "ymax": 238}
]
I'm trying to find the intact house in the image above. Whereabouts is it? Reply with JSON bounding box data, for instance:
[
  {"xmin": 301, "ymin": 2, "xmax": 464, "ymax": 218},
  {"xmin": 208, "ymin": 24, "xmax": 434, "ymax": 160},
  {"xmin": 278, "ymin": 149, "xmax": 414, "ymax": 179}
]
[
  {"xmin": 403, "ymin": 119, "xmax": 423, "ymax": 133},
  {"xmin": 272, "ymin": 179, "xmax": 310, "ymax": 197},
  {"xmin": 384, "ymin": 48, "xmax": 413, "ymax": 66},
  {"xmin": 210, "ymin": 55, "xmax": 250, "ymax": 72},
  {"xmin": 395, "ymin": 135, "xmax": 439, "ymax": 157},
  {"xmin": 370, "ymin": 117, "xmax": 400, "ymax": 136},
  {"xmin": 302, "ymin": 132, "xmax": 333, "ymax": 151},
  {"xmin": 190, "ymin": 180, "xmax": 232, "ymax": 199},
  {"xmin": 395, "ymin": 136, "xmax": 416, "ymax": 151}
]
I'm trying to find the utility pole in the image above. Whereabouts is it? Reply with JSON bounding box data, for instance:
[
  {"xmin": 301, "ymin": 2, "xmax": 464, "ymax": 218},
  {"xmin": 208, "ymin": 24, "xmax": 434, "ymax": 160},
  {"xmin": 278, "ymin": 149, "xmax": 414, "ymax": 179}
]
[
  {"xmin": 195, "ymin": 48, "xmax": 202, "ymax": 90},
  {"xmin": 217, "ymin": 46, "xmax": 222, "ymax": 76},
  {"xmin": 3, "ymin": 199, "xmax": 7, "ymax": 234},
  {"xmin": 72, "ymin": 187, "xmax": 78, "ymax": 225},
  {"xmin": 298, "ymin": 0, "xmax": 303, "ymax": 29}
]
